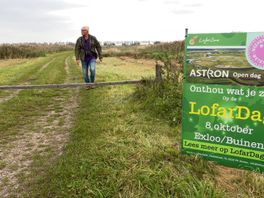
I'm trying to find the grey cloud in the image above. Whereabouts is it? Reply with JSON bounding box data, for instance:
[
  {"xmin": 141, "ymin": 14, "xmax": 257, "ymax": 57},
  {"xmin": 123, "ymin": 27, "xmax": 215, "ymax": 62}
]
[
  {"xmin": 0, "ymin": 0, "xmax": 87, "ymax": 42},
  {"xmin": 0, "ymin": 0, "xmax": 83, "ymax": 23},
  {"xmin": 184, "ymin": 3, "xmax": 203, "ymax": 7},
  {"xmin": 0, "ymin": 0, "xmax": 83, "ymax": 12},
  {"xmin": 172, "ymin": 9, "xmax": 195, "ymax": 15},
  {"xmin": 164, "ymin": 0, "xmax": 180, "ymax": 4},
  {"xmin": 170, "ymin": 1, "xmax": 203, "ymax": 15},
  {"xmin": 138, "ymin": 0, "xmax": 179, "ymax": 3},
  {"xmin": 0, "ymin": 0, "xmax": 85, "ymax": 42}
]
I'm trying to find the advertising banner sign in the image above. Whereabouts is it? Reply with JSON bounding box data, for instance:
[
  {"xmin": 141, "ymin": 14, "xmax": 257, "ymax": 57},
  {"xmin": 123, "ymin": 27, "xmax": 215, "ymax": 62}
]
[{"xmin": 182, "ymin": 32, "xmax": 264, "ymax": 173}]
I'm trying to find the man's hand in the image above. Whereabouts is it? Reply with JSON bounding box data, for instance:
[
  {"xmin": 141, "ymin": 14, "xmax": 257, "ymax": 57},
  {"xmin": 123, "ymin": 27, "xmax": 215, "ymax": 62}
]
[
  {"xmin": 76, "ymin": 59, "xmax": 80, "ymax": 65},
  {"xmin": 99, "ymin": 58, "xmax": 103, "ymax": 63}
]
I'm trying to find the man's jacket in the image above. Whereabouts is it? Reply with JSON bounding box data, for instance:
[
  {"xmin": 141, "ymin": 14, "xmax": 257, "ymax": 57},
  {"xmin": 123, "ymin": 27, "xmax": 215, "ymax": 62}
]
[{"xmin": 75, "ymin": 35, "xmax": 102, "ymax": 61}]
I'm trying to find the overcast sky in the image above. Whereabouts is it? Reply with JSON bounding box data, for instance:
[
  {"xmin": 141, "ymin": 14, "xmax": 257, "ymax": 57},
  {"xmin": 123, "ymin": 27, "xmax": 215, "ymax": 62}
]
[{"xmin": 0, "ymin": 0, "xmax": 263, "ymax": 43}]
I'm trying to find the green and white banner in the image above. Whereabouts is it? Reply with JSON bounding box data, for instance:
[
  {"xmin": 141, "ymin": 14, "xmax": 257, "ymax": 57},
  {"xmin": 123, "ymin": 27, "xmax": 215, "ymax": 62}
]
[{"xmin": 182, "ymin": 32, "xmax": 264, "ymax": 173}]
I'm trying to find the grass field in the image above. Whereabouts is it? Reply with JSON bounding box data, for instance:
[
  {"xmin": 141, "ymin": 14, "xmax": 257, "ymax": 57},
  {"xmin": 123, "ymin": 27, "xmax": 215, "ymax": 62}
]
[
  {"xmin": 186, "ymin": 50, "xmax": 264, "ymax": 86},
  {"xmin": 0, "ymin": 52, "xmax": 263, "ymax": 197}
]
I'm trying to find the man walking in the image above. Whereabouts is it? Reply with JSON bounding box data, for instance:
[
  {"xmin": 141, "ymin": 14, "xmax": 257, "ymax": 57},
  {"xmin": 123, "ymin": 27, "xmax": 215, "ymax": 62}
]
[{"xmin": 75, "ymin": 26, "xmax": 102, "ymax": 83}]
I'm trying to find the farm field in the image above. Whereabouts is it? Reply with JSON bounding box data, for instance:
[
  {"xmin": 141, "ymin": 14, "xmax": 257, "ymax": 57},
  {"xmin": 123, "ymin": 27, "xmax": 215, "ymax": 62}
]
[
  {"xmin": 186, "ymin": 49, "xmax": 264, "ymax": 86},
  {"xmin": 0, "ymin": 51, "xmax": 263, "ymax": 198}
]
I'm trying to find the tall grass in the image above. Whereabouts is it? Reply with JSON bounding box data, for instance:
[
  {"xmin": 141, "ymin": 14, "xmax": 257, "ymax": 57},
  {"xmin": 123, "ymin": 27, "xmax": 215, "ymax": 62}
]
[
  {"xmin": 0, "ymin": 43, "xmax": 74, "ymax": 59},
  {"xmin": 132, "ymin": 41, "xmax": 184, "ymax": 126},
  {"xmin": 103, "ymin": 41, "xmax": 184, "ymax": 62}
]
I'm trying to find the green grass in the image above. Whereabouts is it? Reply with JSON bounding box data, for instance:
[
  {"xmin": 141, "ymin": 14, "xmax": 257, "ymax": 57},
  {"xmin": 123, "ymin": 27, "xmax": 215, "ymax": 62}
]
[
  {"xmin": 0, "ymin": 52, "xmax": 72, "ymax": 141},
  {"xmin": 186, "ymin": 50, "xmax": 264, "ymax": 86},
  {"xmin": 0, "ymin": 56, "xmax": 52, "ymax": 85},
  {"xmin": 0, "ymin": 51, "xmax": 81, "ymax": 197},
  {"xmin": 187, "ymin": 51, "xmax": 251, "ymax": 68},
  {"xmin": 0, "ymin": 54, "xmax": 263, "ymax": 198},
  {"xmin": 27, "ymin": 85, "xmax": 225, "ymax": 198},
  {"xmin": 97, "ymin": 57, "xmax": 154, "ymax": 81}
]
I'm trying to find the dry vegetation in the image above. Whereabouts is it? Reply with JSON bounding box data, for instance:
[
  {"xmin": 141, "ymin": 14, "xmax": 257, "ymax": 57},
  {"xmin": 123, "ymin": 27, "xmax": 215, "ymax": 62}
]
[{"xmin": 0, "ymin": 43, "xmax": 74, "ymax": 59}]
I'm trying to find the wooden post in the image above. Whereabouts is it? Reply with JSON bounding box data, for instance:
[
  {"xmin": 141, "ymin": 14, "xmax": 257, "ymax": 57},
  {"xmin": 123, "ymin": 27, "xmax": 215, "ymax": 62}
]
[
  {"xmin": 155, "ymin": 63, "xmax": 162, "ymax": 82},
  {"xmin": 0, "ymin": 80, "xmax": 142, "ymax": 90}
]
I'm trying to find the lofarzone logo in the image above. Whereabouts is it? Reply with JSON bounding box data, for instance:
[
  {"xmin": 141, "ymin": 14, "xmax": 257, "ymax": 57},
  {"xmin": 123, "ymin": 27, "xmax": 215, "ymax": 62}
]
[
  {"xmin": 189, "ymin": 36, "xmax": 199, "ymax": 45},
  {"xmin": 189, "ymin": 36, "xmax": 220, "ymax": 46}
]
